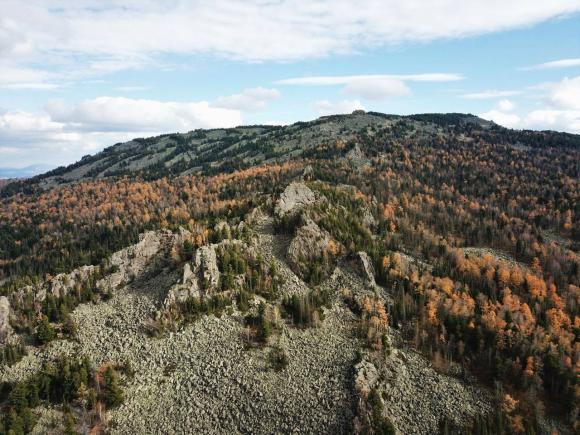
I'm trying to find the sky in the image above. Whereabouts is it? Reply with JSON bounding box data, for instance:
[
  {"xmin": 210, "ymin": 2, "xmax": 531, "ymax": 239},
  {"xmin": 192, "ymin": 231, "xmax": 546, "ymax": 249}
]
[{"xmin": 1, "ymin": 1, "xmax": 580, "ymax": 169}]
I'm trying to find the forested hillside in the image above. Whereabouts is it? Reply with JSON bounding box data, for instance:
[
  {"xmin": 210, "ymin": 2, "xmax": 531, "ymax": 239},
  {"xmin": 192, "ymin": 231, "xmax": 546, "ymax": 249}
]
[{"xmin": 0, "ymin": 111, "xmax": 578, "ymax": 434}]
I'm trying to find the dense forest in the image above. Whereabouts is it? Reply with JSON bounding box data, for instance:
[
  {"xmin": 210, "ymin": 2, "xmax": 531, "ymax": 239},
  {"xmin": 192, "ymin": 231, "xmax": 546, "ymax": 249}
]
[{"xmin": 0, "ymin": 112, "xmax": 578, "ymax": 433}]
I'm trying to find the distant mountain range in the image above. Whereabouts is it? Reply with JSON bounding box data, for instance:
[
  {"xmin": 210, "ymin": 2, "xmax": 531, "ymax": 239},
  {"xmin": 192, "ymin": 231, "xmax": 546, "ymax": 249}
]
[{"xmin": 0, "ymin": 164, "xmax": 55, "ymax": 179}]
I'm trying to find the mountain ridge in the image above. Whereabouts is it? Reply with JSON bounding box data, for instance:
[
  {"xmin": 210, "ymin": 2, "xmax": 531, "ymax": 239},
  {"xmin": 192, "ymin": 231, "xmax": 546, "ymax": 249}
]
[
  {"xmin": 5, "ymin": 111, "xmax": 578, "ymax": 198},
  {"xmin": 0, "ymin": 109, "xmax": 578, "ymax": 434}
]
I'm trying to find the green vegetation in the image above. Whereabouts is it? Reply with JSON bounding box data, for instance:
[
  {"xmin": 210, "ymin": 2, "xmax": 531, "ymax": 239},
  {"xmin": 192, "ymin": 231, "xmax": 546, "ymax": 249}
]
[
  {"xmin": 0, "ymin": 355, "xmax": 124, "ymax": 434},
  {"xmin": 367, "ymin": 387, "xmax": 396, "ymax": 435},
  {"xmin": 309, "ymin": 183, "xmax": 375, "ymax": 255},
  {"xmin": 246, "ymin": 302, "xmax": 272, "ymax": 344},
  {"xmin": 0, "ymin": 112, "xmax": 578, "ymax": 432},
  {"xmin": 179, "ymin": 294, "xmax": 232, "ymax": 323},
  {"xmin": 267, "ymin": 345, "xmax": 289, "ymax": 371},
  {"xmin": 216, "ymin": 243, "xmax": 281, "ymax": 299},
  {"xmin": 282, "ymin": 289, "xmax": 331, "ymax": 328},
  {"xmin": 0, "ymin": 341, "xmax": 26, "ymax": 367},
  {"xmin": 35, "ymin": 316, "xmax": 56, "ymax": 345},
  {"xmin": 103, "ymin": 366, "xmax": 124, "ymax": 408},
  {"xmin": 5, "ymin": 270, "xmax": 104, "ymax": 348}
]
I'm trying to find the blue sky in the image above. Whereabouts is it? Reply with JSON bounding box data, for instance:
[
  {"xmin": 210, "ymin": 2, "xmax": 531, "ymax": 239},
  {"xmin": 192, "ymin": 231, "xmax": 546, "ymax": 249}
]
[{"xmin": 1, "ymin": 1, "xmax": 580, "ymax": 169}]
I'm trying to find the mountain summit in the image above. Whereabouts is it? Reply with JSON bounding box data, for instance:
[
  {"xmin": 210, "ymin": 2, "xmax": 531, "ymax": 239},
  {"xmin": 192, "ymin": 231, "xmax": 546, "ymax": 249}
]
[{"xmin": 3, "ymin": 111, "xmax": 546, "ymax": 191}]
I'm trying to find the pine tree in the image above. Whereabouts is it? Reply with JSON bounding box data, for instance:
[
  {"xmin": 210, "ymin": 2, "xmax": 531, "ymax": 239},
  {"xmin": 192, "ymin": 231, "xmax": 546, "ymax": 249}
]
[
  {"xmin": 182, "ymin": 239, "xmax": 194, "ymax": 260},
  {"xmin": 9, "ymin": 383, "xmax": 29, "ymax": 412},
  {"xmin": 103, "ymin": 366, "xmax": 123, "ymax": 408},
  {"xmin": 36, "ymin": 316, "xmax": 56, "ymax": 345},
  {"xmin": 63, "ymin": 410, "xmax": 76, "ymax": 435}
]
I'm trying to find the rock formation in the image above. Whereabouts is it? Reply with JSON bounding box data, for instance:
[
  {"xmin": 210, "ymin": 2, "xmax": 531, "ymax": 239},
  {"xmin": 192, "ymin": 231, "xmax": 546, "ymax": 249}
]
[
  {"xmin": 287, "ymin": 218, "xmax": 341, "ymax": 281},
  {"xmin": 275, "ymin": 182, "xmax": 316, "ymax": 218},
  {"xmin": 0, "ymin": 296, "xmax": 12, "ymax": 343},
  {"xmin": 351, "ymin": 251, "xmax": 376, "ymax": 287}
]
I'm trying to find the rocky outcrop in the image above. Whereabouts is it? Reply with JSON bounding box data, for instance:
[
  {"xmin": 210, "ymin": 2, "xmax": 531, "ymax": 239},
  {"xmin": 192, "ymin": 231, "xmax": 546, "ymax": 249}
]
[
  {"xmin": 345, "ymin": 143, "xmax": 370, "ymax": 168},
  {"xmin": 301, "ymin": 165, "xmax": 314, "ymax": 180},
  {"xmin": 0, "ymin": 296, "xmax": 12, "ymax": 343},
  {"xmin": 165, "ymin": 264, "xmax": 197, "ymax": 305},
  {"xmin": 397, "ymin": 252, "xmax": 433, "ymax": 275},
  {"xmin": 361, "ymin": 207, "xmax": 377, "ymax": 230},
  {"xmin": 109, "ymin": 230, "xmax": 169, "ymax": 271},
  {"xmin": 165, "ymin": 240, "xmax": 247, "ymax": 306},
  {"xmin": 351, "ymin": 252, "xmax": 376, "ymax": 287},
  {"xmin": 287, "ymin": 218, "xmax": 341, "ymax": 281},
  {"xmin": 48, "ymin": 265, "xmax": 100, "ymax": 299},
  {"xmin": 2, "ymin": 264, "xmax": 360, "ymax": 435},
  {"xmin": 354, "ymin": 359, "xmax": 379, "ymax": 398},
  {"xmin": 245, "ymin": 207, "xmax": 268, "ymax": 226},
  {"xmin": 194, "ymin": 245, "xmax": 220, "ymax": 293},
  {"xmin": 170, "ymin": 227, "xmax": 193, "ymax": 261},
  {"xmin": 275, "ymin": 182, "xmax": 315, "ymax": 218},
  {"xmin": 7, "ymin": 230, "xmax": 176, "ymax": 324},
  {"xmin": 9, "ymin": 265, "xmax": 100, "ymax": 320},
  {"xmin": 356, "ymin": 343, "xmax": 493, "ymax": 434},
  {"xmin": 100, "ymin": 230, "xmax": 175, "ymax": 292},
  {"xmin": 0, "ymin": 202, "xmax": 497, "ymax": 435}
]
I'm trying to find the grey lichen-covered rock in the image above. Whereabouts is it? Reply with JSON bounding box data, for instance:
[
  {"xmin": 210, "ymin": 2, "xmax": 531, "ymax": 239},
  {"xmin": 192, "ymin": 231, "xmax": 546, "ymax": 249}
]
[
  {"xmin": 0, "ymin": 296, "xmax": 12, "ymax": 343},
  {"xmin": 194, "ymin": 245, "xmax": 220, "ymax": 294},
  {"xmin": 170, "ymin": 226, "xmax": 193, "ymax": 261},
  {"xmin": 166, "ymin": 239, "xmax": 247, "ymax": 306},
  {"xmin": 245, "ymin": 206, "xmax": 268, "ymax": 226},
  {"xmin": 9, "ymin": 264, "xmax": 100, "ymax": 319},
  {"xmin": 365, "ymin": 341, "xmax": 493, "ymax": 435},
  {"xmin": 397, "ymin": 252, "xmax": 433, "ymax": 275},
  {"xmin": 361, "ymin": 207, "xmax": 377, "ymax": 230},
  {"xmin": 345, "ymin": 143, "xmax": 370, "ymax": 168},
  {"xmin": 354, "ymin": 359, "xmax": 379, "ymax": 398},
  {"xmin": 287, "ymin": 218, "xmax": 341, "ymax": 280},
  {"xmin": 49, "ymin": 265, "xmax": 100, "ymax": 299},
  {"xmin": 166, "ymin": 264, "xmax": 198, "ymax": 305},
  {"xmin": 0, "ymin": 204, "xmax": 497, "ymax": 435},
  {"xmin": 275, "ymin": 182, "xmax": 316, "ymax": 218},
  {"xmin": 182, "ymin": 263, "xmax": 194, "ymax": 285},
  {"xmin": 9, "ymin": 230, "xmax": 176, "ymax": 320},
  {"xmin": 351, "ymin": 252, "xmax": 376, "ymax": 287},
  {"xmin": 100, "ymin": 230, "xmax": 175, "ymax": 292},
  {"xmin": 301, "ymin": 165, "xmax": 314, "ymax": 180}
]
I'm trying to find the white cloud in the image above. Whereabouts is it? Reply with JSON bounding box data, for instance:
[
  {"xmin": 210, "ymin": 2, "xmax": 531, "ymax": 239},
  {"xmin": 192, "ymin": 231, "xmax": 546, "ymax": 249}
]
[
  {"xmin": 343, "ymin": 78, "xmax": 410, "ymax": 100},
  {"xmin": 0, "ymin": 96, "xmax": 244, "ymax": 166},
  {"xmin": 547, "ymin": 76, "xmax": 580, "ymax": 110},
  {"xmin": 277, "ymin": 74, "xmax": 463, "ymax": 86},
  {"xmin": 263, "ymin": 120, "xmax": 293, "ymax": 126},
  {"xmin": 313, "ymin": 99, "xmax": 365, "ymax": 115},
  {"xmin": 45, "ymin": 97, "xmax": 242, "ymax": 132},
  {"xmin": 0, "ymin": 146, "xmax": 22, "ymax": 154},
  {"xmin": 480, "ymin": 109, "xmax": 521, "ymax": 128},
  {"xmin": 524, "ymin": 110, "xmax": 580, "ymax": 132},
  {"xmin": 2, "ymin": 1, "xmax": 579, "ymax": 66},
  {"xmin": 277, "ymin": 73, "xmax": 461, "ymax": 100},
  {"xmin": 524, "ymin": 58, "xmax": 580, "ymax": 70},
  {"xmin": 462, "ymin": 90, "xmax": 521, "ymax": 99},
  {"xmin": 498, "ymin": 99, "xmax": 516, "ymax": 111},
  {"xmin": 213, "ymin": 87, "xmax": 280, "ymax": 111},
  {"xmin": 479, "ymin": 76, "xmax": 580, "ymax": 133},
  {"xmin": 0, "ymin": 110, "xmax": 63, "ymax": 140},
  {"xmin": 0, "ymin": 65, "xmax": 41, "ymax": 82}
]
